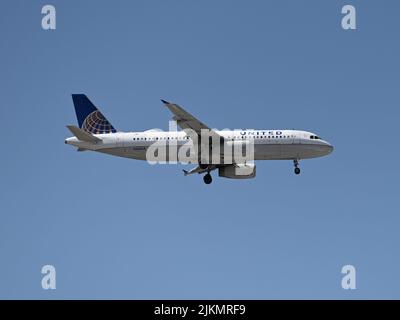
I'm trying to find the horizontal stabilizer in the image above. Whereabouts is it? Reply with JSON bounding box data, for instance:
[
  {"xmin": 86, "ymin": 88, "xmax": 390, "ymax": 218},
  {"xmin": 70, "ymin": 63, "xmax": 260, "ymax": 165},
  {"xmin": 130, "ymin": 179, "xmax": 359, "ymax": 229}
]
[{"xmin": 66, "ymin": 125, "xmax": 102, "ymax": 143}]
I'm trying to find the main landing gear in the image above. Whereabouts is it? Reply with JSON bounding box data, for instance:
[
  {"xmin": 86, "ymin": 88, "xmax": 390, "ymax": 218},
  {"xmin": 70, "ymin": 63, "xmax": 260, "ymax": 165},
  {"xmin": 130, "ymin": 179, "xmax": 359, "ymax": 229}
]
[
  {"xmin": 293, "ymin": 159, "xmax": 301, "ymax": 175},
  {"xmin": 203, "ymin": 173, "xmax": 212, "ymax": 184}
]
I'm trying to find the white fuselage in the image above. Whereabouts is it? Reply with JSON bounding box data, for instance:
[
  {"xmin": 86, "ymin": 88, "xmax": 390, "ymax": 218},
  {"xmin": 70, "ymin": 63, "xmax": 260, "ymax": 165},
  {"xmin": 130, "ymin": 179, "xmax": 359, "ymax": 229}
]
[{"xmin": 65, "ymin": 129, "xmax": 333, "ymax": 162}]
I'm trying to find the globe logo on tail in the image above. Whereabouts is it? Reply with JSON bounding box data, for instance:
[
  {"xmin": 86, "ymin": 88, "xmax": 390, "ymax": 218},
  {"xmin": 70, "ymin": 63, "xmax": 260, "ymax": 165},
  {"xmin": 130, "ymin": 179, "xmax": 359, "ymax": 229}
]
[{"xmin": 81, "ymin": 110, "xmax": 116, "ymax": 134}]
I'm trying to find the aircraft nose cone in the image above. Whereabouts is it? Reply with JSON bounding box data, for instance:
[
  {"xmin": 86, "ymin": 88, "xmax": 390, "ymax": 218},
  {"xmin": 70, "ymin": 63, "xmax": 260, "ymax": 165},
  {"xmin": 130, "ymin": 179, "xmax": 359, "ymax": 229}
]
[{"xmin": 325, "ymin": 142, "xmax": 334, "ymax": 154}]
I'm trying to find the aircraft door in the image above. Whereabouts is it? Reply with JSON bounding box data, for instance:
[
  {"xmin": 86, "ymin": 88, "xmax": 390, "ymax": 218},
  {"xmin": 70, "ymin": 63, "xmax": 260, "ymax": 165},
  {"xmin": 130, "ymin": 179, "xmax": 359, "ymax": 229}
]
[
  {"xmin": 116, "ymin": 134, "xmax": 124, "ymax": 148},
  {"xmin": 293, "ymin": 132, "xmax": 300, "ymax": 144}
]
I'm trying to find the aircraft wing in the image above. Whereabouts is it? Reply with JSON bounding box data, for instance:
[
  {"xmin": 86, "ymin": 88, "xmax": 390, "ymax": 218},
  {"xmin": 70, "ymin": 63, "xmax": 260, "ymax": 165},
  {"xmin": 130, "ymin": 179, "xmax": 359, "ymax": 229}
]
[
  {"xmin": 161, "ymin": 100, "xmax": 222, "ymax": 139},
  {"xmin": 183, "ymin": 165, "xmax": 218, "ymax": 176},
  {"xmin": 162, "ymin": 100, "xmax": 228, "ymax": 165}
]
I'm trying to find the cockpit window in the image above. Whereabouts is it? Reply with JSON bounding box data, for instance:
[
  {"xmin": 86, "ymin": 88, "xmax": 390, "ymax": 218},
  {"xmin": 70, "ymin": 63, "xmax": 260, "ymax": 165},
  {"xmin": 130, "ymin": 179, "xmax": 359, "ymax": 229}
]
[{"xmin": 310, "ymin": 135, "xmax": 321, "ymax": 140}]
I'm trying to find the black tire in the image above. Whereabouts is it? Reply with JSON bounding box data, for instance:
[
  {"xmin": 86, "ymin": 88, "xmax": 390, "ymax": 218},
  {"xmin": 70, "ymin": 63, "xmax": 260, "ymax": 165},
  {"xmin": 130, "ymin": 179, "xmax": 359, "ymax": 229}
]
[
  {"xmin": 294, "ymin": 167, "xmax": 301, "ymax": 175},
  {"xmin": 203, "ymin": 173, "xmax": 212, "ymax": 184}
]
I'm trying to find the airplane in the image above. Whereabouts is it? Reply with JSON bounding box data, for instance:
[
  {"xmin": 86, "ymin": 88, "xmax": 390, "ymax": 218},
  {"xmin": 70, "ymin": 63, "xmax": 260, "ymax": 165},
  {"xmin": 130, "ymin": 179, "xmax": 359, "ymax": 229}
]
[{"xmin": 65, "ymin": 94, "xmax": 333, "ymax": 184}]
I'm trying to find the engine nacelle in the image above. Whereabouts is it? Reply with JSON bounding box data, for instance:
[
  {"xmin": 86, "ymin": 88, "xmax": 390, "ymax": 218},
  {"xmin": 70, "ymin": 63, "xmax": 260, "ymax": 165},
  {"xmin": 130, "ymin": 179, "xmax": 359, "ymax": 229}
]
[{"xmin": 218, "ymin": 163, "xmax": 256, "ymax": 179}]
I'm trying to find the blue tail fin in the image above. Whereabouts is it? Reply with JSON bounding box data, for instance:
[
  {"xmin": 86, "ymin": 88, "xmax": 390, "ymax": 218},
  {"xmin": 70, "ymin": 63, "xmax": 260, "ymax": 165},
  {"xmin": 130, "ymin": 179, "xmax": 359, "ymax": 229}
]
[{"xmin": 71, "ymin": 94, "xmax": 117, "ymax": 134}]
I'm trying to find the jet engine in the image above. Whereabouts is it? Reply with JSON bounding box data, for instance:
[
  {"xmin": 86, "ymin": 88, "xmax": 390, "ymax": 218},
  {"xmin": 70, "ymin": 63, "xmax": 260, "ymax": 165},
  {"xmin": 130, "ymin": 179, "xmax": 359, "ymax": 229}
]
[{"xmin": 218, "ymin": 163, "xmax": 256, "ymax": 179}]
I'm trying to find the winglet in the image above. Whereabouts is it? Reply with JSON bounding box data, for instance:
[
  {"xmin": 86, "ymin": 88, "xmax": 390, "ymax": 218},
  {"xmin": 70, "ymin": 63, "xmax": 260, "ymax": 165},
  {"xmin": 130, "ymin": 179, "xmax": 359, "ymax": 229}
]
[
  {"xmin": 183, "ymin": 169, "xmax": 188, "ymax": 176},
  {"xmin": 161, "ymin": 99, "xmax": 171, "ymax": 105}
]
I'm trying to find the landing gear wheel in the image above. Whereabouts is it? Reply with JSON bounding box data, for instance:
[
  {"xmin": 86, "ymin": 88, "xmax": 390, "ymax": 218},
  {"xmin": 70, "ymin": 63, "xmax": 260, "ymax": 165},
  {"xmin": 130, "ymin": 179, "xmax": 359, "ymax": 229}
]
[
  {"xmin": 203, "ymin": 173, "xmax": 212, "ymax": 184},
  {"xmin": 293, "ymin": 159, "xmax": 300, "ymax": 175}
]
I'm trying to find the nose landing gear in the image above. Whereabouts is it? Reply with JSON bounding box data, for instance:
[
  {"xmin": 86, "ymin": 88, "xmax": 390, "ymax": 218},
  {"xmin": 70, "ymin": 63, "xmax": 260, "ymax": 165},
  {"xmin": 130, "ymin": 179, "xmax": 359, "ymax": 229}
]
[
  {"xmin": 203, "ymin": 173, "xmax": 212, "ymax": 184},
  {"xmin": 293, "ymin": 159, "xmax": 301, "ymax": 175}
]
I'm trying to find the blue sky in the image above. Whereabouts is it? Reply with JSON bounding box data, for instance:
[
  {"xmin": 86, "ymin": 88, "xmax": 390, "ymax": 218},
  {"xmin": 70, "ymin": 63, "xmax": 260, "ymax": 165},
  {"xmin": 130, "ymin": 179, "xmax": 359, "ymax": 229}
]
[{"xmin": 0, "ymin": 0, "xmax": 399, "ymax": 299}]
